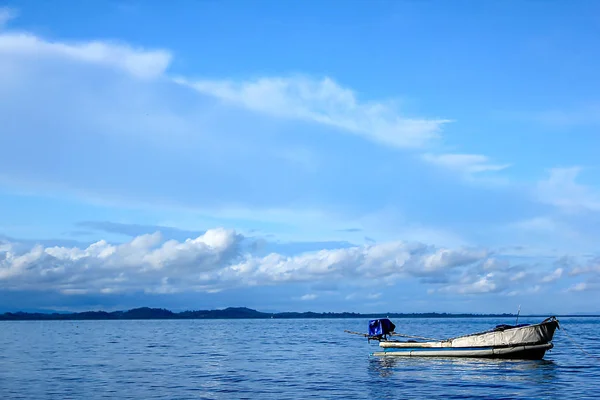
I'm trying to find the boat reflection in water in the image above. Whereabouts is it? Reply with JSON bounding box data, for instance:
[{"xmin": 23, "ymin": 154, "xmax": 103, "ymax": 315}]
[{"xmin": 367, "ymin": 356, "xmax": 558, "ymax": 384}]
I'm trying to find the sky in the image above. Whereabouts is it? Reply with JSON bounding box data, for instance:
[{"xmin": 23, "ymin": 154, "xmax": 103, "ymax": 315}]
[{"xmin": 1, "ymin": 0, "xmax": 600, "ymax": 314}]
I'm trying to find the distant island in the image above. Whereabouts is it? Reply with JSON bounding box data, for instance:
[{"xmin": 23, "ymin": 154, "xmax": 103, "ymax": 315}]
[{"xmin": 0, "ymin": 306, "xmax": 594, "ymax": 321}]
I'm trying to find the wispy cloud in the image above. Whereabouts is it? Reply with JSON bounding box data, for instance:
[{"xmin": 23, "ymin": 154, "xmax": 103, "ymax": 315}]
[
  {"xmin": 541, "ymin": 268, "xmax": 563, "ymax": 283},
  {"xmin": 421, "ymin": 153, "xmax": 510, "ymax": 175},
  {"xmin": 531, "ymin": 104, "xmax": 600, "ymax": 128},
  {"xmin": 0, "ymin": 29, "xmax": 346, "ymax": 224},
  {"xmin": 0, "ymin": 7, "xmax": 17, "ymax": 28},
  {"xmin": 0, "ymin": 25, "xmax": 511, "ymax": 233},
  {"xmin": 0, "ymin": 32, "xmax": 171, "ymax": 79},
  {"xmin": 567, "ymin": 282, "xmax": 599, "ymax": 292},
  {"xmin": 345, "ymin": 292, "xmax": 381, "ymax": 300},
  {"xmin": 510, "ymin": 216, "xmax": 558, "ymax": 233},
  {"xmin": 536, "ymin": 167, "xmax": 600, "ymax": 213},
  {"xmin": 336, "ymin": 228, "xmax": 363, "ymax": 233},
  {"xmin": 77, "ymin": 221, "xmax": 204, "ymax": 240},
  {"xmin": 569, "ymin": 257, "xmax": 600, "ymax": 276},
  {"xmin": 174, "ymin": 75, "xmax": 451, "ymax": 149}
]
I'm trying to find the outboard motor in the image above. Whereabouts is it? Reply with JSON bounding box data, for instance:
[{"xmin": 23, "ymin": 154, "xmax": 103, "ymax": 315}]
[{"xmin": 368, "ymin": 318, "xmax": 396, "ymax": 340}]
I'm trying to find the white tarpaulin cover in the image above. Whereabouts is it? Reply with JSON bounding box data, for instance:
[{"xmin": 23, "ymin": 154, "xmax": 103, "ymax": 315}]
[
  {"xmin": 379, "ymin": 317, "xmax": 559, "ymax": 349},
  {"xmin": 449, "ymin": 321, "xmax": 557, "ymax": 348}
]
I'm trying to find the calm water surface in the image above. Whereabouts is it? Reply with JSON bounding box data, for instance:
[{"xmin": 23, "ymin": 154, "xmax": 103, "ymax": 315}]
[{"xmin": 1, "ymin": 317, "xmax": 599, "ymax": 399}]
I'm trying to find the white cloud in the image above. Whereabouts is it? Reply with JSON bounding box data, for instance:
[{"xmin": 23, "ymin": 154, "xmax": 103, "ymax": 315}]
[
  {"xmin": 418, "ymin": 248, "xmax": 488, "ymax": 274},
  {"xmin": 0, "ymin": 24, "xmax": 509, "ymax": 237},
  {"xmin": 0, "ymin": 228, "xmax": 488, "ymax": 295},
  {"xmin": 175, "ymin": 75, "xmax": 450, "ymax": 149},
  {"xmin": 510, "ymin": 271, "xmax": 526, "ymax": 281},
  {"xmin": 438, "ymin": 273, "xmax": 499, "ymax": 295},
  {"xmin": 345, "ymin": 292, "xmax": 382, "ymax": 300},
  {"xmin": 0, "ymin": 28, "xmax": 341, "ymax": 221},
  {"xmin": 0, "ymin": 25, "xmax": 454, "ymax": 154},
  {"xmin": 0, "ymin": 7, "xmax": 17, "ymax": 28},
  {"xmin": 0, "ymin": 228, "xmax": 243, "ymax": 294},
  {"xmin": 536, "ymin": 167, "xmax": 600, "ymax": 213},
  {"xmin": 541, "ymin": 268, "xmax": 563, "ymax": 283},
  {"xmin": 463, "ymin": 274, "xmax": 498, "ymax": 294},
  {"xmin": 0, "ymin": 26, "xmax": 464, "ymax": 234},
  {"xmin": 430, "ymin": 256, "xmax": 564, "ymax": 296},
  {"xmin": 481, "ymin": 258, "xmax": 509, "ymax": 271},
  {"xmin": 300, "ymin": 294, "xmax": 318, "ymax": 301},
  {"xmin": 0, "ymin": 32, "xmax": 171, "ymax": 79},
  {"xmin": 570, "ymin": 258, "xmax": 600, "ymax": 276},
  {"xmin": 505, "ymin": 285, "xmax": 541, "ymax": 297},
  {"xmin": 421, "ymin": 153, "xmax": 510, "ymax": 175},
  {"xmin": 567, "ymin": 282, "xmax": 597, "ymax": 292}
]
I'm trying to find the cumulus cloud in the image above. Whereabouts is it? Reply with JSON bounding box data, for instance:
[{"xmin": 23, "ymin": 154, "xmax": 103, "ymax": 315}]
[
  {"xmin": 175, "ymin": 75, "xmax": 450, "ymax": 149},
  {"xmin": 435, "ymin": 270, "xmax": 505, "ymax": 295},
  {"xmin": 430, "ymin": 255, "xmax": 566, "ymax": 296},
  {"xmin": 0, "ymin": 229, "xmax": 243, "ymax": 294},
  {"xmin": 0, "ymin": 229, "xmax": 490, "ymax": 295},
  {"xmin": 3, "ymin": 228, "xmax": 571, "ymax": 299},
  {"xmin": 421, "ymin": 153, "xmax": 510, "ymax": 175}
]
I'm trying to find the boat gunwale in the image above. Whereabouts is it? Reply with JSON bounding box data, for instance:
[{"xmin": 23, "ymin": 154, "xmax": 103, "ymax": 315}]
[{"xmin": 379, "ymin": 337, "xmax": 555, "ymax": 349}]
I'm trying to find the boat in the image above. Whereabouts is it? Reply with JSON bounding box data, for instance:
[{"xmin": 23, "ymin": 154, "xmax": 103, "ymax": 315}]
[{"xmin": 346, "ymin": 316, "xmax": 560, "ymax": 359}]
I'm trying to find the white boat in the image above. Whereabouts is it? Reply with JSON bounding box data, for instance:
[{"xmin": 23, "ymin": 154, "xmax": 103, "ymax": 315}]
[{"xmin": 347, "ymin": 316, "xmax": 560, "ymax": 360}]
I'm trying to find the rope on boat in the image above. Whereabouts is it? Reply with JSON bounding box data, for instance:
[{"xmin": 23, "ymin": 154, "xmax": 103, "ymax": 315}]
[
  {"xmin": 344, "ymin": 330, "xmax": 370, "ymax": 337},
  {"xmin": 344, "ymin": 330, "xmax": 440, "ymax": 341},
  {"xmin": 388, "ymin": 332, "xmax": 441, "ymax": 341},
  {"xmin": 560, "ymin": 324, "xmax": 600, "ymax": 361}
]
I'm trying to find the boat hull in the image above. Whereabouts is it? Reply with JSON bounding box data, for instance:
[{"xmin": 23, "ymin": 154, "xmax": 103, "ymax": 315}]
[{"xmin": 372, "ymin": 343, "xmax": 553, "ymax": 360}]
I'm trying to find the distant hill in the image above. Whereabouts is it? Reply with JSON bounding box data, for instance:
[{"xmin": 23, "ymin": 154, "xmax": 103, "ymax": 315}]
[{"xmin": 1, "ymin": 307, "xmax": 591, "ymax": 321}]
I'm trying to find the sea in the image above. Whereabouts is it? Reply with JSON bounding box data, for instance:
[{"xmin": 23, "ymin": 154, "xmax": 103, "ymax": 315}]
[{"xmin": 0, "ymin": 316, "xmax": 598, "ymax": 399}]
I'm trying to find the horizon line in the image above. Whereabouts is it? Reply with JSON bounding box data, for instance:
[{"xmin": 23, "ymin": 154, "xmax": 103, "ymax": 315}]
[{"xmin": 1, "ymin": 306, "xmax": 598, "ymax": 320}]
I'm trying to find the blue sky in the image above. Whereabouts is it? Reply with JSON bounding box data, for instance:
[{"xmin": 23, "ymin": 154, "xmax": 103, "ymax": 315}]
[{"xmin": 1, "ymin": 1, "xmax": 600, "ymax": 314}]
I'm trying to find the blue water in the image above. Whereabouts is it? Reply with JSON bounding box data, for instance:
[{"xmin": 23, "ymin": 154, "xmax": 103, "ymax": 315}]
[{"xmin": 0, "ymin": 317, "xmax": 599, "ymax": 399}]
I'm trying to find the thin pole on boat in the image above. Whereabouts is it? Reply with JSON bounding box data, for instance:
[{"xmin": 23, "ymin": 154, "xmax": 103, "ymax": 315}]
[{"xmin": 515, "ymin": 305, "xmax": 521, "ymax": 325}]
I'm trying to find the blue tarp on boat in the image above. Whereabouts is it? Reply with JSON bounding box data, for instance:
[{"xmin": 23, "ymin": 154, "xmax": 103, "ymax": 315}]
[{"xmin": 368, "ymin": 318, "xmax": 396, "ymax": 337}]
